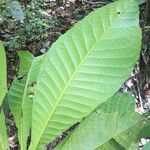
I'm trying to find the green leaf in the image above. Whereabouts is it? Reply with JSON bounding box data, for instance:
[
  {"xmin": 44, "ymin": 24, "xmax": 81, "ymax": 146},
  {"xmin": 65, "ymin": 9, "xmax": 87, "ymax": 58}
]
[
  {"xmin": 0, "ymin": 108, "xmax": 9, "ymax": 150},
  {"xmin": 143, "ymin": 142, "xmax": 150, "ymax": 150},
  {"xmin": 29, "ymin": 0, "xmax": 141, "ymax": 149},
  {"xmin": 0, "ymin": 41, "xmax": 7, "ymax": 107},
  {"xmin": 8, "ymin": 51, "xmax": 45, "ymax": 150},
  {"xmin": 55, "ymin": 93, "xmax": 147, "ymax": 150},
  {"xmin": 139, "ymin": 121, "xmax": 150, "ymax": 138}
]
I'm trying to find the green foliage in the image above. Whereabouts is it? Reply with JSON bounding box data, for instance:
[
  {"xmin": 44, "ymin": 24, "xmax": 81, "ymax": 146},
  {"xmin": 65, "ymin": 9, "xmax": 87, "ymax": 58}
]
[
  {"xmin": 8, "ymin": 51, "xmax": 45, "ymax": 150},
  {"xmin": 55, "ymin": 93, "xmax": 148, "ymax": 150},
  {"xmin": 0, "ymin": 41, "xmax": 9, "ymax": 150},
  {"xmin": 0, "ymin": 109, "xmax": 9, "ymax": 150},
  {"xmin": 0, "ymin": 1, "xmax": 60, "ymax": 49},
  {"xmin": 0, "ymin": 41, "xmax": 7, "ymax": 107},
  {"xmin": 2, "ymin": 0, "xmax": 150, "ymax": 150},
  {"xmin": 7, "ymin": 1, "xmax": 24, "ymax": 21},
  {"xmin": 29, "ymin": 0, "xmax": 141, "ymax": 149}
]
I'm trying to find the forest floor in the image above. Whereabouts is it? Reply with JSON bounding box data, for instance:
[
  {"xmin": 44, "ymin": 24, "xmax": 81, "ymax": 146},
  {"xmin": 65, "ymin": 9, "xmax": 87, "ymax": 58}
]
[{"xmin": 0, "ymin": 0, "xmax": 150, "ymax": 149}]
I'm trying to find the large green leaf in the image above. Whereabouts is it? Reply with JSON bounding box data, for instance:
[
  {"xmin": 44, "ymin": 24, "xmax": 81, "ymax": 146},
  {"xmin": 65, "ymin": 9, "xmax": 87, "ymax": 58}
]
[
  {"xmin": 29, "ymin": 0, "xmax": 141, "ymax": 149},
  {"xmin": 0, "ymin": 41, "xmax": 7, "ymax": 107},
  {"xmin": 55, "ymin": 93, "xmax": 147, "ymax": 150},
  {"xmin": 0, "ymin": 108, "xmax": 9, "ymax": 150},
  {"xmin": 8, "ymin": 51, "xmax": 45, "ymax": 150}
]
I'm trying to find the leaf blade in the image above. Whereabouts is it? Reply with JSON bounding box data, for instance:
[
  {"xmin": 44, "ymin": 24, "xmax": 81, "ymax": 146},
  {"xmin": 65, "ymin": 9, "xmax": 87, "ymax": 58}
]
[
  {"xmin": 55, "ymin": 93, "xmax": 145, "ymax": 150},
  {"xmin": 0, "ymin": 109, "xmax": 9, "ymax": 150},
  {"xmin": 8, "ymin": 51, "xmax": 45, "ymax": 150},
  {"xmin": 0, "ymin": 41, "xmax": 7, "ymax": 106},
  {"xmin": 30, "ymin": 0, "xmax": 141, "ymax": 149}
]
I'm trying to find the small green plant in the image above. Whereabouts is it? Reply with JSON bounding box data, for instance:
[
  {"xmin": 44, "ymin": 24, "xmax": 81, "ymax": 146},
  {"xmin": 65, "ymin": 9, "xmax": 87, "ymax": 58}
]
[
  {"xmin": 0, "ymin": 0, "xmax": 150, "ymax": 150},
  {"xmin": 0, "ymin": 0, "xmax": 60, "ymax": 49}
]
